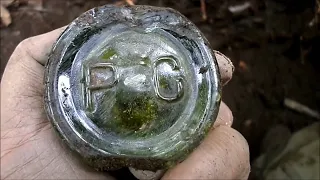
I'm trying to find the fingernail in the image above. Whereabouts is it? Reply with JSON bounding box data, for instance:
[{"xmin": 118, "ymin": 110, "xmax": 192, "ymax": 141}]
[
  {"xmin": 129, "ymin": 167, "xmax": 165, "ymax": 180},
  {"xmin": 214, "ymin": 50, "xmax": 234, "ymax": 86}
]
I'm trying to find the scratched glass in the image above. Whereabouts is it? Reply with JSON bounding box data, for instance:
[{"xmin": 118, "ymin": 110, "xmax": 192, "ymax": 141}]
[{"xmin": 44, "ymin": 5, "xmax": 221, "ymax": 170}]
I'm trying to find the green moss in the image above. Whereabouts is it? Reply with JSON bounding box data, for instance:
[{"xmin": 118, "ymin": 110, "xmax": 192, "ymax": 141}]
[
  {"xmin": 112, "ymin": 94, "xmax": 158, "ymax": 131},
  {"xmin": 101, "ymin": 48, "xmax": 117, "ymax": 60},
  {"xmin": 139, "ymin": 57, "xmax": 151, "ymax": 66},
  {"xmin": 165, "ymin": 160, "xmax": 176, "ymax": 169},
  {"xmin": 159, "ymin": 76, "xmax": 170, "ymax": 89}
]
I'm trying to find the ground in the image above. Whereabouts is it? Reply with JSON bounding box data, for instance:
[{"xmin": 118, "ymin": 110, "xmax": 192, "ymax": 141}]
[{"xmin": 1, "ymin": 0, "xmax": 319, "ymax": 179}]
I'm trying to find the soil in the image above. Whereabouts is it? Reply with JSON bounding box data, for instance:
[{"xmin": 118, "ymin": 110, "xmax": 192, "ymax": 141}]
[{"xmin": 1, "ymin": 0, "xmax": 319, "ymax": 179}]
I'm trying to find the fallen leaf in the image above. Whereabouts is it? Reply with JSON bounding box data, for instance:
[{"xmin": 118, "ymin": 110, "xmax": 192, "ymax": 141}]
[{"xmin": 0, "ymin": 5, "xmax": 12, "ymax": 26}]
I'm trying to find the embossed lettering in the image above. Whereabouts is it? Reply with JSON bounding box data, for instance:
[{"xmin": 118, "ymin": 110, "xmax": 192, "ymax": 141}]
[
  {"xmin": 153, "ymin": 56, "xmax": 184, "ymax": 101},
  {"xmin": 82, "ymin": 63, "xmax": 118, "ymax": 110}
]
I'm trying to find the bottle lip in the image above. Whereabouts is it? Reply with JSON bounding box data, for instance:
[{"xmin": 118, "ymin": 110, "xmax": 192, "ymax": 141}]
[{"xmin": 44, "ymin": 5, "xmax": 221, "ymax": 170}]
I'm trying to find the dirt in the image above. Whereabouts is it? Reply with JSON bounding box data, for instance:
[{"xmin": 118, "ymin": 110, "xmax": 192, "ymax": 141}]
[{"xmin": 1, "ymin": 0, "xmax": 319, "ymax": 179}]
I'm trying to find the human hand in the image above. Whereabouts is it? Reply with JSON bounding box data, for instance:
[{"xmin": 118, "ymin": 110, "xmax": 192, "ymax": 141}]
[{"xmin": 1, "ymin": 27, "xmax": 250, "ymax": 179}]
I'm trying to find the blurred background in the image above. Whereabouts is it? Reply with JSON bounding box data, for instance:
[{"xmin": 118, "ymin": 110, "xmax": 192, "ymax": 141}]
[{"xmin": 1, "ymin": 0, "xmax": 319, "ymax": 179}]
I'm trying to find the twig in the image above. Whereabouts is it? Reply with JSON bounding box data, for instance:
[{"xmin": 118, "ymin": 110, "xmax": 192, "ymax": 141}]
[
  {"xmin": 284, "ymin": 98, "xmax": 320, "ymax": 119},
  {"xmin": 228, "ymin": 2, "xmax": 251, "ymax": 14},
  {"xmin": 200, "ymin": 0, "xmax": 207, "ymax": 21}
]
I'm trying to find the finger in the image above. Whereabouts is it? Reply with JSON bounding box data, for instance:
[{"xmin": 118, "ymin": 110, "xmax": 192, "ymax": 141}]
[
  {"xmin": 17, "ymin": 26, "xmax": 67, "ymax": 65},
  {"xmin": 213, "ymin": 101, "xmax": 233, "ymax": 128},
  {"xmin": 162, "ymin": 126, "xmax": 250, "ymax": 180},
  {"xmin": 214, "ymin": 50, "xmax": 234, "ymax": 86},
  {"xmin": 129, "ymin": 168, "xmax": 165, "ymax": 180}
]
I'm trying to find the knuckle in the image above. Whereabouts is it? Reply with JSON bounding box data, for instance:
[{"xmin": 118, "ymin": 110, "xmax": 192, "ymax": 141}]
[
  {"xmin": 13, "ymin": 38, "xmax": 32, "ymax": 60},
  {"xmin": 13, "ymin": 37, "xmax": 36, "ymax": 63},
  {"xmin": 16, "ymin": 37, "xmax": 32, "ymax": 52},
  {"xmin": 6, "ymin": 37, "xmax": 38, "ymax": 71},
  {"xmin": 17, "ymin": 35, "xmax": 38, "ymax": 53}
]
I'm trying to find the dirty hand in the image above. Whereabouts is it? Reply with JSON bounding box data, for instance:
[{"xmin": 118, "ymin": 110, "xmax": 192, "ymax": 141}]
[{"xmin": 1, "ymin": 27, "xmax": 250, "ymax": 180}]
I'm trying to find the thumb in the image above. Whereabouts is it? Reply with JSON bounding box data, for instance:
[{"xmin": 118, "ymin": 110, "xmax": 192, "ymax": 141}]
[{"xmin": 162, "ymin": 126, "xmax": 250, "ymax": 179}]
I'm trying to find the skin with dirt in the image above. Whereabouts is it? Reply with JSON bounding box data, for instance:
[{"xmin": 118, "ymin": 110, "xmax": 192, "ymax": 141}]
[{"xmin": 0, "ymin": 0, "xmax": 319, "ymax": 179}]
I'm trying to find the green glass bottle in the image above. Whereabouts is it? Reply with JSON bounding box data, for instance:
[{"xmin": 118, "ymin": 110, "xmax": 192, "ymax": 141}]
[{"xmin": 44, "ymin": 5, "xmax": 221, "ymax": 171}]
